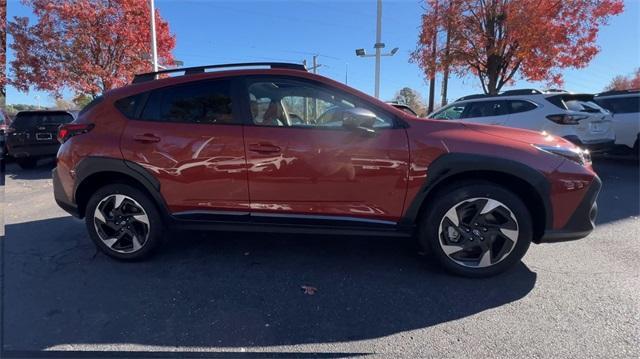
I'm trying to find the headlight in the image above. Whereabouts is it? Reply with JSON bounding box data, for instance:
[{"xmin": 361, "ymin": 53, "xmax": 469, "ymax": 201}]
[{"xmin": 534, "ymin": 144, "xmax": 591, "ymax": 166}]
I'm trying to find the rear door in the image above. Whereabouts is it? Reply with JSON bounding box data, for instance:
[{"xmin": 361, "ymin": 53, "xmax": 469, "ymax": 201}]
[{"xmin": 120, "ymin": 79, "xmax": 250, "ymax": 215}]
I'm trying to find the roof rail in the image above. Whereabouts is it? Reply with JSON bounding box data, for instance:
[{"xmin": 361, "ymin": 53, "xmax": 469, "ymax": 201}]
[
  {"xmin": 542, "ymin": 88, "xmax": 568, "ymax": 93},
  {"xmin": 456, "ymin": 94, "xmax": 492, "ymax": 101},
  {"xmin": 132, "ymin": 62, "xmax": 308, "ymax": 84},
  {"xmin": 595, "ymin": 88, "xmax": 640, "ymax": 97},
  {"xmin": 500, "ymin": 89, "xmax": 543, "ymax": 96}
]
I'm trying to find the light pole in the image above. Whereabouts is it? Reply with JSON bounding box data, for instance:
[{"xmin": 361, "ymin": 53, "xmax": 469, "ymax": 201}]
[
  {"xmin": 149, "ymin": 0, "xmax": 159, "ymax": 72},
  {"xmin": 355, "ymin": 0, "xmax": 398, "ymax": 99}
]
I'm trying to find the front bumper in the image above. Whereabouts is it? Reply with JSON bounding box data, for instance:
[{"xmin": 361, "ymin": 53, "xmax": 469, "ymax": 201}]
[
  {"xmin": 562, "ymin": 136, "xmax": 615, "ymax": 153},
  {"xmin": 53, "ymin": 167, "xmax": 80, "ymax": 217},
  {"xmin": 538, "ymin": 175, "xmax": 602, "ymax": 243}
]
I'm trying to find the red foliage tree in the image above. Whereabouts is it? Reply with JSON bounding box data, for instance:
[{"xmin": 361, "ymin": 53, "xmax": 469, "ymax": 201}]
[
  {"xmin": 9, "ymin": 0, "xmax": 176, "ymax": 97},
  {"xmin": 605, "ymin": 68, "xmax": 640, "ymax": 91},
  {"xmin": 1, "ymin": 0, "xmax": 6, "ymax": 98},
  {"xmin": 412, "ymin": 0, "xmax": 624, "ymax": 95}
]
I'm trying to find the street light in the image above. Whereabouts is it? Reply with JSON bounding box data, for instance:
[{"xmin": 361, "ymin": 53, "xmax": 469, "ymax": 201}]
[
  {"xmin": 354, "ymin": 0, "xmax": 398, "ymax": 98},
  {"xmin": 149, "ymin": 0, "xmax": 159, "ymax": 72}
]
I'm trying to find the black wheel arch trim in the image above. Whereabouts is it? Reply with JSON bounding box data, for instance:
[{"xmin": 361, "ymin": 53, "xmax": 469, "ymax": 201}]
[
  {"xmin": 400, "ymin": 153, "xmax": 553, "ymax": 231},
  {"xmin": 73, "ymin": 156, "xmax": 168, "ymax": 218}
]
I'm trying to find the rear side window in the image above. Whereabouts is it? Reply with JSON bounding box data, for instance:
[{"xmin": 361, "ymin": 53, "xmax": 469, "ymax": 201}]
[
  {"xmin": 140, "ymin": 80, "xmax": 234, "ymax": 124},
  {"xmin": 596, "ymin": 96, "xmax": 640, "ymax": 114},
  {"xmin": 12, "ymin": 113, "xmax": 74, "ymax": 130},
  {"xmin": 462, "ymin": 101, "xmax": 508, "ymax": 118},
  {"xmin": 508, "ymin": 100, "xmax": 537, "ymax": 114}
]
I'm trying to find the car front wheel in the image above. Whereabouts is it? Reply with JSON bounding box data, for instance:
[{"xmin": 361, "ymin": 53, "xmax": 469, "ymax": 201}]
[
  {"xmin": 85, "ymin": 184, "xmax": 164, "ymax": 260},
  {"xmin": 420, "ymin": 181, "xmax": 533, "ymax": 277}
]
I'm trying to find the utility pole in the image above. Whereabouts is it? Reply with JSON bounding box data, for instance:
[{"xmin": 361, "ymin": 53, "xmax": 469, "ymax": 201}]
[
  {"xmin": 427, "ymin": 0, "xmax": 439, "ymax": 113},
  {"xmin": 150, "ymin": 0, "xmax": 159, "ymax": 72},
  {"xmin": 355, "ymin": 0, "xmax": 398, "ymax": 99},
  {"xmin": 374, "ymin": 0, "xmax": 383, "ymax": 99}
]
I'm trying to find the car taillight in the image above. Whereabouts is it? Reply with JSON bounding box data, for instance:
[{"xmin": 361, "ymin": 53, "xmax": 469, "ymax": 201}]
[
  {"xmin": 546, "ymin": 114, "xmax": 588, "ymax": 125},
  {"xmin": 58, "ymin": 123, "xmax": 94, "ymax": 143}
]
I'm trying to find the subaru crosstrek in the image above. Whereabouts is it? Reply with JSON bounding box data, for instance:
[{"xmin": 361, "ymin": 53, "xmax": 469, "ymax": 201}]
[{"xmin": 53, "ymin": 63, "xmax": 601, "ymax": 277}]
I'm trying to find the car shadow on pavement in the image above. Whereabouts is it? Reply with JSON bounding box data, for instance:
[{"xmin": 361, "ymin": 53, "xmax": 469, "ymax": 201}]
[
  {"xmin": 4, "ymin": 160, "xmax": 56, "ymax": 181},
  {"xmin": 591, "ymin": 158, "xmax": 639, "ymax": 225},
  {"xmin": 3, "ymin": 216, "xmax": 536, "ymax": 353}
]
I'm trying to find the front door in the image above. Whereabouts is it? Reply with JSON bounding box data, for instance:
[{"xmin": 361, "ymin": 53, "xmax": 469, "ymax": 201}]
[
  {"xmin": 241, "ymin": 77, "xmax": 410, "ymax": 223},
  {"xmin": 120, "ymin": 79, "xmax": 249, "ymax": 214}
]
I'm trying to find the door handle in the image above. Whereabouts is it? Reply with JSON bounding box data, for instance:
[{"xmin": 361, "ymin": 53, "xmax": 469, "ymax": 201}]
[
  {"xmin": 248, "ymin": 143, "xmax": 281, "ymax": 154},
  {"xmin": 133, "ymin": 134, "xmax": 161, "ymax": 143}
]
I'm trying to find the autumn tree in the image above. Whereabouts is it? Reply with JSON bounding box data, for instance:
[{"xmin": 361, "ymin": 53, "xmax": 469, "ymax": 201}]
[
  {"xmin": 604, "ymin": 68, "xmax": 640, "ymax": 91},
  {"xmin": 9, "ymin": 0, "xmax": 176, "ymax": 98},
  {"xmin": 412, "ymin": 0, "xmax": 624, "ymax": 95},
  {"xmin": 1, "ymin": 0, "xmax": 7, "ymax": 99},
  {"xmin": 392, "ymin": 87, "xmax": 427, "ymax": 116}
]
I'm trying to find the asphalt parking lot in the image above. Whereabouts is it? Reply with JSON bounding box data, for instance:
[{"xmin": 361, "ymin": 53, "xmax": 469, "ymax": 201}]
[{"xmin": 1, "ymin": 158, "xmax": 639, "ymax": 358}]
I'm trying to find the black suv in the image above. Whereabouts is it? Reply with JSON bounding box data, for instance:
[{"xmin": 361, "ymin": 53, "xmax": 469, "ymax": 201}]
[{"xmin": 6, "ymin": 110, "xmax": 75, "ymax": 169}]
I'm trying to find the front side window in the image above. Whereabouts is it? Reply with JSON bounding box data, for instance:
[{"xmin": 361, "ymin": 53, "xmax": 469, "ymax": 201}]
[
  {"xmin": 247, "ymin": 79, "xmax": 393, "ymax": 129},
  {"xmin": 431, "ymin": 104, "xmax": 466, "ymax": 120},
  {"xmin": 462, "ymin": 101, "xmax": 508, "ymax": 118},
  {"xmin": 140, "ymin": 80, "xmax": 234, "ymax": 124}
]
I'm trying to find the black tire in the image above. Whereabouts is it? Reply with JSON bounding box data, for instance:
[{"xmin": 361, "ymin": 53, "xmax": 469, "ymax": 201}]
[
  {"xmin": 85, "ymin": 184, "xmax": 164, "ymax": 260},
  {"xmin": 16, "ymin": 157, "xmax": 38, "ymax": 169},
  {"xmin": 419, "ymin": 180, "xmax": 533, "ymax": 277}
]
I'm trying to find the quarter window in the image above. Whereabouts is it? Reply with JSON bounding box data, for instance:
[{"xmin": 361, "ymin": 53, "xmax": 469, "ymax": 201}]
[{"xmin": 140, "ymin": 80, "xmax": 234, "ymax": 124}]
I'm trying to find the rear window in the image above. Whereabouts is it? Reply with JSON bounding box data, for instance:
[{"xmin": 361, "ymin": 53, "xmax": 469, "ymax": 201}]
[
  {"xmin": 595, "ymin": 96, "xmax": 640, "ymax": 114},
  {"xmin": 547, "ymin": 95, "xmax": 606, "ymax": 113},
  {"xmin": 12, "ymin": 113, "xmax": 74, "ymax": 130}
]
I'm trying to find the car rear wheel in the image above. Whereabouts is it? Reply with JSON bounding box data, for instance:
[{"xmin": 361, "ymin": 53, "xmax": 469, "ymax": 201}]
[
  {"xmin": 419, "ymin": 181, "xmax": 533, "ymax": 277},
  {"xmin": 85, "ymin": 184, "xmax": 164, "ymax": 260},
  {"xmin": 16, "ymin": 157, "xmax": 38, "ymax": 169}
]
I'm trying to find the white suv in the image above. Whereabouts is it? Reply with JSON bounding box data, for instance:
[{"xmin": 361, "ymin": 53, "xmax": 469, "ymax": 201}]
[
  {"xmin": 594, "ymin": 89, "xmax": 639, "ymax": 155},
  {"xmin": 428, "ymin": 89, "xmax": 615, "ymax": 152}
]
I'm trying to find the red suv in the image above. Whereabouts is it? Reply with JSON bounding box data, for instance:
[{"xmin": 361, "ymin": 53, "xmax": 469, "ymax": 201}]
[{"xmin": 53, "ymin": 63, "xmax": 600, "ymax": 277}]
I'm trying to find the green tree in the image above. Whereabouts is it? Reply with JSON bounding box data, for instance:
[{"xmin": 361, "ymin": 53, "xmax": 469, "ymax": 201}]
[{"xmin": 392, "ymin": 87, "xmax": 427, "ymax": 116}]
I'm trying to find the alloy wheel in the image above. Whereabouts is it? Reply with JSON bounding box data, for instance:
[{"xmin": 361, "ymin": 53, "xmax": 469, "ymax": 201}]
[
  {"xmin": 438, "ymin": 197, "xmax": 519, "ymax": 268},
  {"xmin": 93, "ymin": 194, "xmax": 150, "ymax": 254}
]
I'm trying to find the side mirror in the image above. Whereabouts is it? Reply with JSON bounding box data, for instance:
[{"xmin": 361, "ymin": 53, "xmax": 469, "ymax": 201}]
[{"xmin": 342, "ymin": 107, "xmax": 377, "ymax": 136}]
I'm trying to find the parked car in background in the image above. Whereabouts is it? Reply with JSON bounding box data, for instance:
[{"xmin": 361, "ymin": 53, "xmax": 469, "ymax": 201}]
[
  {"xmin": 53, "ymin": 63, "xmax": 600, "ymax": 277},
  {"xmin": 594, "ymin": 89, "xmax": 640, "ymax": 156},
  {"xmin": 6, "ymin": 110, "xmax": 75, "ymax": 169},
  {"xmin": 0, "ymin": 110, "xmax": 10, "ymax": 134},
  {"xmin": 386, "ymin": 101, "xmax": 418, "ymax": 116},
  {"xmin": 428, "ymin": 89, "xmax": 615, "ymax": 152}
]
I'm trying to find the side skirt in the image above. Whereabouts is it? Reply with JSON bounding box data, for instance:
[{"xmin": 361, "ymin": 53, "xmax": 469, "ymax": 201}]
[{"xmin": 169, "ymin": 211, "xmax": 415, "ymax": 238}]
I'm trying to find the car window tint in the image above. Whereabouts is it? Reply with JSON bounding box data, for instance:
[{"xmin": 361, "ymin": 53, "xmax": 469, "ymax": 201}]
[
  {"xmin": 596, "ymin": 96, "xmax": 640, "ymax": 114},
  {"xmin": 508, "ymin": 100, "xmax": 537, "ymax": 114},
  {"xmin": 247, "ymin": 80, "xmax": 392, "ymax": 129},
  {"xmin": 140, "ymin": 80, "xmax": 234, "ymax": 124},
  {"xmin": 463, "ymin": 101, "xmax": 508, "ymax": 118},
  {"xmin": 431, "ymin": 104, "xmax": 466, "ymax": 120}
]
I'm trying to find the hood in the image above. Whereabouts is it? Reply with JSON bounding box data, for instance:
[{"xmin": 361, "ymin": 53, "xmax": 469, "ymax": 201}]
[{"xmin": 460, "ymin": 122, "xmax": 576, "ymax": 149}]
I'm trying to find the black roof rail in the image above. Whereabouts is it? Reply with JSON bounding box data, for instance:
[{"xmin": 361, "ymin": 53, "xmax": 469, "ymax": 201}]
[
  {"xmin": 132, "ymin": 62, "xmax": 307, "ymax": 84},
  {"xmin": 456, "ymin": 93, "xmax": 492, "ymax": 101},
  {"xmin": 543, "ymin": 88, "xmax": 568, "ymax": 93},
  {"xmin": 595, "ymin": 88, "xmax": 640, "ymax": 97},
  {"xmin": 500, "ymin": 89, "xmax": 543, "ymax": 96}
]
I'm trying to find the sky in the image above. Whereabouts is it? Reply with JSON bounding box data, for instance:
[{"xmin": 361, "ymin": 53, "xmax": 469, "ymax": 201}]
[{"xmin": 5, "ymin": 0, "xmax": 640, "ymax": 107}]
